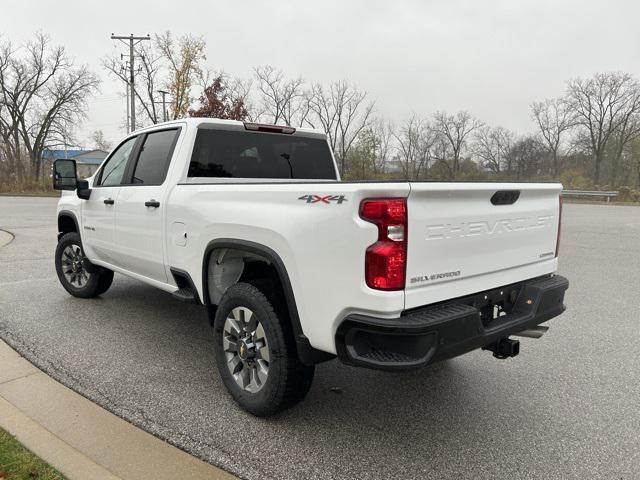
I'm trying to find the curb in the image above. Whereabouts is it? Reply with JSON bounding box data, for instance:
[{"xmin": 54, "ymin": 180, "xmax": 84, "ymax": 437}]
[
  {"xmin": 0, "ymin": 229, "xmax": 14, "ymax": 248},
  {"xmin": 0, "ymin": 340, "xmax": 237, "ymax": 480}
]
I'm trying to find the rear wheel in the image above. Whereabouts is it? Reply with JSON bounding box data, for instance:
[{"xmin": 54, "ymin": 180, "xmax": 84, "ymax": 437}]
[
  {"xmin": 213, "ymin": 283, "xmax": 314, "ymax": 416},
  {"xmin": 55, "ymin": 232, "xmax": 113, "ymax": 298}
]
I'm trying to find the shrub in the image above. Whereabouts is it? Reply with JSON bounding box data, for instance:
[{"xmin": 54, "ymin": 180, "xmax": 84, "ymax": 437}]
[{"xmin": 559, "ymin": 169, "xmax": 594, "ymax": 190}]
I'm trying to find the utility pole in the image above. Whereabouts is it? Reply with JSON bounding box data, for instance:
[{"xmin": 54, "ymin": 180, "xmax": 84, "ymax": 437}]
[
  {"xmin": 122, "ymin": 60, "xmax": 130, "ymax": 134},
  {"xmin": 125, "ymin": 78, "xmax": 130, "ymax": 134},
  {"xmin": 157, "ymin": 90, "xmax": 169, "ymax": 122},
  {"xmin": 110, "ymin": 33, "xmax": 150, "ymax": 132}
]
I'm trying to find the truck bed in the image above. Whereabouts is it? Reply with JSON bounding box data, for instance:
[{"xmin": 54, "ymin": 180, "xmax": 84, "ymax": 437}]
[{"xmin": 167, "ymin": 180, "xmax": 562, "ymax": 354}]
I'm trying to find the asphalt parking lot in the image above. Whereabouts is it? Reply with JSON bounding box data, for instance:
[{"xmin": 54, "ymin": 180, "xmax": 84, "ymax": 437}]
[{"xmin": 1, "ymin": 196, "xmax": 639, "ymax": 479}]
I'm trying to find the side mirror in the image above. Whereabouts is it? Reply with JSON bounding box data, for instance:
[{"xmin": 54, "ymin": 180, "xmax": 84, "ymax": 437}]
[
  {"xmin": 53, "ymin": 159, "xmax": 78, "ymax": 191},
  {"xmin": 77, "ymin": 180, "xmax": 91, "ymax": 200}
]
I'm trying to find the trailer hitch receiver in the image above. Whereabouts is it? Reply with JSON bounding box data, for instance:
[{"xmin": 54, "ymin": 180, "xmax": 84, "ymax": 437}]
[{"xmin": 483, "ymin": 337, "xmax": 520, "ymax": 359}]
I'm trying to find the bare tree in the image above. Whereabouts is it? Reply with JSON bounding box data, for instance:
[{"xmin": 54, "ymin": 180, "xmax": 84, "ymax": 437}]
[
  {"xmin": 253, "ymin": 65, "xmax": 310, "ymax": 126},
  {"xmin": 346, "ymin": 128, "xmax": 377, "ymax": 179},
  {"xmin": 371, "ymin": 118, "xmax": 394, "ymax": 174},
  {"xmin": 0, "ymin": 33, "xmax": 99, "ymax": 181},
  {"xmin": 431, "ymin": 134, "xmax": 454, "ymax": 179},
  {"xmin": 631, "ymin": 138, "xmax": 640, "ymax": 188},
  {"xmin": 346, "ymin": 120, "xmax": 395, "ymax": 178},
  {"xmin": 91, "ymin": 130, "xmax": 112, "ymax": 151},
  {"xmin": 308, "ymin": 80, "xmax": 374, "ymax": 175},
  {"xmin": 156, "ymin": 31, "xmax": 206, "ymax": 119},
  {"xmin": 393, "ymin": 114, "xmax": 435, "ymax": 180},
  {"xmin": 531, "ymin": 98, "xmax": 574, "ymax": 180},
  {"xmin": 509, "ymin": 135, "xmax": 545, "ymax": 181},
  {"xmin": 103, "ymin": 42, "xmax": 163, "ymax": 126},
  {"xmin": 432, "ymin": 111, "xmax": 482, "ymax": 179},
  {"xmin": 566, "ymin": 72, "xmax": 640, "ymax": 185},
  {"xmin": 609, "ymin": 98, "xmax": 640, "ymax": 186},
  {"xmin": 474, "ymin": 125, "xmax": 514, "ymax": 174},
  {"xmin": 228, "ymin": 76, "xmax": 257, "ymax": 121}
]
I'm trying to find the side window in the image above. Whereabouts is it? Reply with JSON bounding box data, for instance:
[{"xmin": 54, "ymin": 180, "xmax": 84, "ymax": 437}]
[
  {"xmin": 130, "ymin": 129, "xmax": 179, "ymax": 185},
  {"xmin": 98, "ymin": 137, "xmax": 137, "ymax": 186}
]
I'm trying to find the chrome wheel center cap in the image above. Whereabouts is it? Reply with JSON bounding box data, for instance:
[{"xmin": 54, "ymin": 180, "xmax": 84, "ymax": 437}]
[{"xmin": 238, "ymin": 338, "xmax": 255, "ymax": 361}]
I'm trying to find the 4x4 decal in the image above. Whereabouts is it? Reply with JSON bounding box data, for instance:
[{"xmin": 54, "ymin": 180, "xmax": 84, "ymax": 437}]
[{"xmin": 298, "ymin": 194, "xmax": 348, "ymax": 204}]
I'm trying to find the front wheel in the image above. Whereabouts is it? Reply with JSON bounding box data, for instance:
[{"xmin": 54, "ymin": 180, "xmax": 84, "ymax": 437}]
[
  {"xmin": 213, "ymin": 283, "xmax": 314, "ymax": 416},
  {"xmin": 55, "ymin": 232, "xmax": 114, "ymax": 298}
]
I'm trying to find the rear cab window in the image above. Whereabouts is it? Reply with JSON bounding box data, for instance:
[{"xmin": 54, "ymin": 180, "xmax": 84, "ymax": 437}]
[
  {"xmin": 188, "ymin": 129, "xmax": 337, "ymax": 180},
  {"xmin": 127, "ymin": 128, "xmax": 180, "ymax": 186}
]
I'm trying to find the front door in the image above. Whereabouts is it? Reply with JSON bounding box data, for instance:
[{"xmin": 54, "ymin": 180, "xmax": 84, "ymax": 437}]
[
  {"xmin": 114, "ymin": 128, "xmax": 181, "ymax": 283},
  {"xmin": 82, "ymin": 136, "xmax": 137, "ymax": 265}
]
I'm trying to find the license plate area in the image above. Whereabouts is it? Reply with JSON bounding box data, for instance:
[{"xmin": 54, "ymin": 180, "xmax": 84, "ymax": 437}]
[{"xmin": 465, "ymin": 284, "xmax": 524, "ymax": 327}]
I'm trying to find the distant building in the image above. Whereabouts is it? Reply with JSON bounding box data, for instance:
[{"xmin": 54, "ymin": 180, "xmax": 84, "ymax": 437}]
[
  {"xmin": 42, "ymin": 149, "xmax": 109, "ymax": 179},
  {"xmin": 72, "ymin": 150, "xmax": 110, "ymax": 178},
  {"xmin": 385, "ymin": 160, "xmax": 404, "ymax": 174}
]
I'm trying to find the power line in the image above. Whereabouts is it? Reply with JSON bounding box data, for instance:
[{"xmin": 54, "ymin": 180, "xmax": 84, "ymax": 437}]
[
  {"xmin": 110, "ymin": 33, "xmax": 150, "ymax": 132},
  {"xmin": 90, "ymin": 96, "xmax": 125, "ymax": 103}
]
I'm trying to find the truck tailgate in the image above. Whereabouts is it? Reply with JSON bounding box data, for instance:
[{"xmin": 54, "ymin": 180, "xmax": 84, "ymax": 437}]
[{"xmin": 405, "ymin": 183, "xmax": 562, "ymax": 309}]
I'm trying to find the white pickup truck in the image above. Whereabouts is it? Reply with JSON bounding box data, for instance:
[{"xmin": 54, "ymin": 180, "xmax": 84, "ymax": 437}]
[{"xmin": 53, "ymin": 118, "xmax": 569, "ymax": 416}]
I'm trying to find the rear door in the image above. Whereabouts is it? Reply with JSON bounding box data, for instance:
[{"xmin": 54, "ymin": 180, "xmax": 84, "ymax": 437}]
[
  {"xmin": 114, "ymin": 128, "xmax": 181, "ymax": 282},
  {"xmin": 82, "ymin": 136, "xmax": 137, "ymax": 264},
  {"xmin": 404, "ymin": 183, "xmax": 562, "ymax": 309}
]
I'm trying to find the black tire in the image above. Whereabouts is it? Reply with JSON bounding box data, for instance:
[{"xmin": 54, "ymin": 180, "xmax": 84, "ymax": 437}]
[
  {"xmin": 213, "ymin": 282, "xmax": 314, "ymax": 416},
  {"xmin": 55, "ymin": 232, "xmax": 113, "ymax": 298},
  {"xmin": 95, "ymin": 269, "xmax": 115, "ymax": 296}
]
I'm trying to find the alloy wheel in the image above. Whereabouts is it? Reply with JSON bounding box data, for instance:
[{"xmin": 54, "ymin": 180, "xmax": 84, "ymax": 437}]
[
  {"xmin": 61, "ymin": 244, "xmax": 90, "ymax": 288},
  {"xmin": 223, "ymin": 306, "xmax": 270, "ymax": 393}
]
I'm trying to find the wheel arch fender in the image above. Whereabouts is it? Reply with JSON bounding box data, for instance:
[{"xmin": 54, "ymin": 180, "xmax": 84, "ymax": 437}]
[
  {"xmin": 57, "ymin": 210, "xmax": 80, "ymax": 240},
  {"xmin": 202, "ymin": 238, "xmax": 334, "ymax": 365}
]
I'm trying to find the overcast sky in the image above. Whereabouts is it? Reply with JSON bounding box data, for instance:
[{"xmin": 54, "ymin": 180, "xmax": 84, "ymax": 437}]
[{"xmin": 2, "ymin": 0, "xmax": 640, "ymax": 147}]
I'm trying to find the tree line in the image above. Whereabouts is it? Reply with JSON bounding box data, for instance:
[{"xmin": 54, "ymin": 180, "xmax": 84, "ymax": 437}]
[
  {"xmin": 0, "ymin": 33, "xmax": 99, "ymax": 186},
  {"xmin": 2, "ymin": 31, "xmax": 640, "ymax": 194}
]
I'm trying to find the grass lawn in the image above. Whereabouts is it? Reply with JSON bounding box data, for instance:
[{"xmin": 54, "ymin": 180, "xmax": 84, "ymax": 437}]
[
  {"xmin": 0, "ymin": 192, "xmax": 60, "ymax": 198},
  {"xmin": 0, "ymin": 428, "xmax": 65, "ymax": 480}
]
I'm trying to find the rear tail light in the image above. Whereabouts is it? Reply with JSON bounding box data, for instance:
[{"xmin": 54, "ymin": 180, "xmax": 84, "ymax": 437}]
[
  {"xmin": 555, "ymin": 195, "xmax": 563, "ymax": 257},
  {"xmin": 359, "ymin": 198, "xmax": 407, "ymax": 290}
]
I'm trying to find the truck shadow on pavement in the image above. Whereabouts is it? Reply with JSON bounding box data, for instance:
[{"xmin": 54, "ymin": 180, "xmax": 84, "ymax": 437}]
[{"xmin": 3, "ymin": 274, "xmax": 557, "ymax": 480}]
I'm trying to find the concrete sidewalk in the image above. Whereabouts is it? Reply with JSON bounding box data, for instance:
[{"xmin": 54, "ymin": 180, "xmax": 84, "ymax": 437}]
[{"xmin": 0, "ymin": 339, "xmax": 236, "ymax": 480}]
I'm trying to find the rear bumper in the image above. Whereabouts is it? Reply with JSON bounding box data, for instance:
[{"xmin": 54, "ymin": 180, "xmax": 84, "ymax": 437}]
[{"xmin": 336, "ymin": 274, "xmax": 569, "ymax": 370}]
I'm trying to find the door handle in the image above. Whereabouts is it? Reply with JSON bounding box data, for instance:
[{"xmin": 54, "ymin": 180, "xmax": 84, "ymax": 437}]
[
  {"xmin": 145, "ymin": 200, "xmax": 160, "ymax": 208},
  {"xmin": 103, "ymin": 198, "xmax": 115, "ymax": 205}
]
